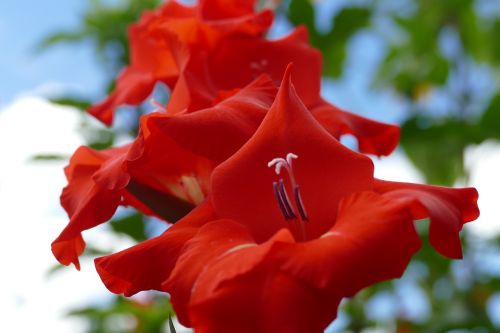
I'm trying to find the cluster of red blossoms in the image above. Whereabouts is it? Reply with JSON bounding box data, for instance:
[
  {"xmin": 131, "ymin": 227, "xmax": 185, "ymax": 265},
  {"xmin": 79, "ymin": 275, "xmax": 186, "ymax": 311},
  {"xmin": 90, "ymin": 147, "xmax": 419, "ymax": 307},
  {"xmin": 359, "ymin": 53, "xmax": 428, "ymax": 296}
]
[{"xmin": 53, "ymin": 1, "xmax": 480, "ymax": 332}]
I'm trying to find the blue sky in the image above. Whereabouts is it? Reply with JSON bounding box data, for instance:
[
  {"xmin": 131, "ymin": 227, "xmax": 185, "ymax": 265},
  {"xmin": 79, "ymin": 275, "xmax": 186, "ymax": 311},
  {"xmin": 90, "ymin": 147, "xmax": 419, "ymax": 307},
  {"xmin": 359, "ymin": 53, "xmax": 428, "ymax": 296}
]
[{"xmin": 0, "ymin": 1, "xmax": 105, "ymax": 107}]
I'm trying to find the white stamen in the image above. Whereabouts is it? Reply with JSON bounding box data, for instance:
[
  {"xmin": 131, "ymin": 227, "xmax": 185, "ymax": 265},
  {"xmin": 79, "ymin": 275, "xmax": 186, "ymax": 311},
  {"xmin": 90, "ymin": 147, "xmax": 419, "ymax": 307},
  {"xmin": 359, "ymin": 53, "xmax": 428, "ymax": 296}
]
[
  {"xmin": 286, "ymin": 153, "xmax": 298, "ymax": 166},
  {"xmin": 267, "ymin": 158, "xmax": 286, "ymax": 174},
  {"xmin": 267, "ymin": 153, "xmax": 298, "ymax": 176}
]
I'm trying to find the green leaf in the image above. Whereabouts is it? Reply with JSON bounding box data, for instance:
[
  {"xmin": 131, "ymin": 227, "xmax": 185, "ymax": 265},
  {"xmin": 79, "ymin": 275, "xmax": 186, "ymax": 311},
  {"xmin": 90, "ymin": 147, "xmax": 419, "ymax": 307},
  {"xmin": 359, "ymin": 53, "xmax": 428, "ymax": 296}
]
[
  {"xmin": 286, "ymin": 3, "xmax": 371, "ymax": 78},
  {"xmin": 321, "ymin": 7, "xmax": 371, "ymax": 78},
  {"xmin": 326, "ymin": 7, "xmax": 371, "ymax": 41},
  {"xmin": 457, "ymin": 2, "xmax": 487, "ymax": 61},
  {"xmin": 84, "ymin": 128, "xmax": 115, "ymax": 150},
  {"xmin": 50, "ymin": 97, "xmax": 92, "ymax": 110},
  {"xmin": 376, "ymin": 44, "xmax": 449, "ymax": 99},
  {"xmin": 491, "ymin": 20, "xmax": 500, "ymax": 65},
  {"xmin": 401, "ymin": 116, "xmax": 480, "ymax": 185},
  {"xmin": 287, "ymin": 0, "xmax": 315, "ymax": 33},
  {"xmin": 480, "ymin": 93, "xmax": 500, "ymax": 140},
  {"xmin": 322, "ymin": 40, "xmax": 346, "ymax": 78},
  {"xmin": 428, "ymin": 52, "xmax": 450, "ymax": 85},
  {"xmin": 31, "ymin": 154, "xmax": 67, "ymax": 161},
  {"xmin": 110, "ymin": 213, "xmax": 147, "ymax": 242},
  {"xmin": 36, "ymin": 31, "xmax": 89, "ymax": 51},
  {"xmin": 68, "ymin": 295, "xmax": 174, "ymax": 333}
]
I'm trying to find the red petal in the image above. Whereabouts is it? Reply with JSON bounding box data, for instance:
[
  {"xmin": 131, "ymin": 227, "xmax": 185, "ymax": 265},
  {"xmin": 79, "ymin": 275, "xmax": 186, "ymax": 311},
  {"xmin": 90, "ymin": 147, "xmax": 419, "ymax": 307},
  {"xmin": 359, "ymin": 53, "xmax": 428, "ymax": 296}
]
[
  {"xmin": 212, "ymin": 10, "xmax": 273, "ymax": 36},
  {"xmin": 53, "ymin": 146, "xmax": 130, "ymax": 269},
  {"xmin": 51, "ymin": 236, "xmax": 85, "ymax": 271},
  {"xmin": 166, "ymin": 51, "xmax": 219, "ymax": 114},
  {"xmin": 211, "ymin": 65, "xmax": 373, "ymax": 241},
  {"xmin": 148, "ymin": 75, "xmax": 276, "ymax": 162},
  {"xmin": 88, "ymin": 8, "xmax": 182, "ymax": 125},
  {"xmin": 94, "ymin": 201, "xmax": 215, "ymax": 296},
  {"xmin": 184, "ymin": 224, "xmax": 335, "ymax": 333},
  {"xmin": 275, "ymin": 191, "xmax": 421, "ymax": 296},
  {"xmin": 374, "ymin": 179, "xmax": 479, "ymax": 258},
  {"xmin": 200, "ymin": 0, "xmax": 258, "ymax": 19},
  {"xmin": 311, "ymin": 100, "xmax": 400, "ymax": 156},
  {"xmin": 183, "ymin": 193, "xmax": 420, "ymax": 331},
  {"xmin": 190, "ymin": 269, "xmax": 339, "ymax": 333},
  {"xmin": 209, "ymin": 27, "xmax": 322, "ymax": 106},
  {"xmin": 163, "ymin": 220, "xmax": 258, "ymax": 325},
  {"xmin": 126, "ymin": 120, "xmax": 215, "ymax": 205}
]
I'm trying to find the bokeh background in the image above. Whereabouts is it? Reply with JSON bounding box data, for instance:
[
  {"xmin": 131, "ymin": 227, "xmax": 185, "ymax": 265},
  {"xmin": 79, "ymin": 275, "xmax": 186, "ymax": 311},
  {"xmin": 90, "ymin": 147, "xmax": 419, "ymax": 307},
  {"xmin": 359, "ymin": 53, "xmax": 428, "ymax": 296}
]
[{"xmin": 1, "ymin": 0, "xmax": 500, "ymax": 332}]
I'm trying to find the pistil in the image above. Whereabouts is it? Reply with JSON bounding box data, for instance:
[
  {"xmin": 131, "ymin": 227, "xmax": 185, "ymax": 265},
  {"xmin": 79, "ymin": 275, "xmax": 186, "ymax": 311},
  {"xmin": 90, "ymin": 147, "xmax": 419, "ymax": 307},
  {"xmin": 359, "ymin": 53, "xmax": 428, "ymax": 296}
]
[
  {"xmin": 273, "ymin": 180, "xmax": 296, "ymax": 220},
  {"xmin": 268, "ymin": 153, "xmax": 309, "ymax": 241},
  {"xmin": 294, "ymin": 185, "xmax": 309, "ymax": 221}
]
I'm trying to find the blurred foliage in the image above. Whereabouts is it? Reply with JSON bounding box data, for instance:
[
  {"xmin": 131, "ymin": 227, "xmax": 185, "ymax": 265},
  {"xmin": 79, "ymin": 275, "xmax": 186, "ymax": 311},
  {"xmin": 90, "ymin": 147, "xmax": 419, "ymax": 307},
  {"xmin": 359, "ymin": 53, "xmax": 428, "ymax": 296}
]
[
  {"xmin": 50, "ymin": 97, "xmax": 92, "ymax": 110},
  {"xmin": 38, "ymin": 0, "xmax": 161, "ymax": 73},
  {"xmin": 287, "ymin": 0, "xmax": 372, "ymax": 78},
  {"xmin": 110, "ymin": 213, "xmax": 148, "ymax": 243},
  {"xmin": 40, "ymin": 0, "xmax": 500, "ymax": 332},
  {"xmin": 68, "ymin": 295, "xmax": 175, "ymax": 333},
  {"xmin": 339, "ymin": 227, "xmax": 500, "ymax": 332},
  {"xmin": 288, "ymin": 0, "xmax": 500, "ymax": 186},
  {"xmin": 31, "ymin": 154, "xmax": 68, "ymax": 161},
  {"xmin": 378, "ymin": 0, "xmax": 500, "ymax": 187}
]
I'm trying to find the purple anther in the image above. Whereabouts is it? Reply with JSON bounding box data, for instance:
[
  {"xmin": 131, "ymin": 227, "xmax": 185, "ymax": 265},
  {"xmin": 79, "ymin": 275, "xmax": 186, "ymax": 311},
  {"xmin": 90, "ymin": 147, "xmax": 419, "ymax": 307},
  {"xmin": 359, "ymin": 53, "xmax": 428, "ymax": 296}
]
[
  {"xmin": 278, "ymin": 179, "xmax": 296, "ymax": 219},
  {"xmin": 294, "ymin": 185, "xmax": 309, "ymax": 221},
  {"xmin": 273, "ymin": 181, "xmax": 291, "ymax": 219}
]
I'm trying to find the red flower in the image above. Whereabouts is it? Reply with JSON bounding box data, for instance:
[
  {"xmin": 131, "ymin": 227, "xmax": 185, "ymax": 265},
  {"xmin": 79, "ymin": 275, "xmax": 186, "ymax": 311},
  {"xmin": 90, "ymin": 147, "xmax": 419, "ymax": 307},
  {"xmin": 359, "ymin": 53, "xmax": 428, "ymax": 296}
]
[
  {"xmin": 89, "ymin": 0, "xmax": 399, "ymax": 157},
  {"xmin": 88, "ymin": 0, "xmax": 273, "ymax": 125},
  {"xmin": 94, "ymin": 67, "xmax": 479, "ymax": 331},
  {"xmin": 56, "ymin": 55, "xmax": 401, "ymax": 269},
  {"xmin": 52, "ymin": 75, "xmax": 277, "ymax": 269}
]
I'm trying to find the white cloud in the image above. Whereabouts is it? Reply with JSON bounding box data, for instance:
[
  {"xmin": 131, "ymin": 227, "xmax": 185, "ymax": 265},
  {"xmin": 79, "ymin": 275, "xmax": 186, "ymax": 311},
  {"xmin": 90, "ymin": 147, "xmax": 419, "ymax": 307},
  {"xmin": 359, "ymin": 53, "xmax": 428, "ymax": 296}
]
[
  {"xmin": 465, "ymin": 140, "xmax": 500, "ymax": 237},
  {"xmin": 372, "ymin": 150, "xmax": 424, "ymax": 183},
  {"xmin": 0, "ymin": 96, "xmax": 112, "ymax": 332}
]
